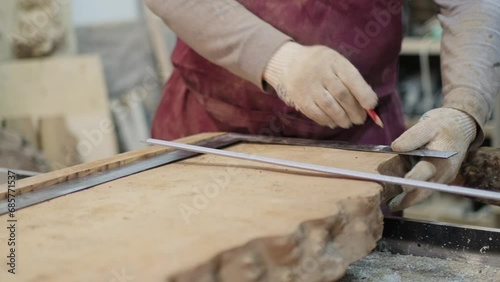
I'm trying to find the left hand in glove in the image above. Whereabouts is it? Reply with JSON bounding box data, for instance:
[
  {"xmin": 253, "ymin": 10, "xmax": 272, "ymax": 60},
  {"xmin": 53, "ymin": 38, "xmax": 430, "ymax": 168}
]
[{"xmin": 384, "ymin": 107, "xmax": 477, "ymax": 211}]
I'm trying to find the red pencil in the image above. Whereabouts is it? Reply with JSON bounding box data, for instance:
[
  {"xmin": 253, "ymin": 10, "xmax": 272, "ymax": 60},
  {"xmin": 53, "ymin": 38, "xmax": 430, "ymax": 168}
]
[{"xmin": 366, "ymin": 109, "xmax": 384, "ymax": 128}]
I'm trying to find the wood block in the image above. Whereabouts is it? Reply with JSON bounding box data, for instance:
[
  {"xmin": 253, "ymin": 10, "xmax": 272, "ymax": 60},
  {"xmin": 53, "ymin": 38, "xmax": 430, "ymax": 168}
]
[
  {"xmin": 459, "ymin": 147, "xmax": 500, "ymax": 206},
  {"xmin": 3, "ymin": 116, "xmax": 38, "ymax": 149},
  {"xmin": 494, "ymin": 93, "xmax": 500, "ymax": 147},
  {"xmin": 38, "ymin": 115, "xmax": 80, "ymax": 170},
  {"xmin": 0, "ymin": 135, "xmax": 388, "ymax": 281},
  {"xmin": 0, "ymin": 55, "xmax": 118, "ymax": 163},
  {"xmin": 0, "ymin": 128, "xmax": 50, "ymax": 173}
]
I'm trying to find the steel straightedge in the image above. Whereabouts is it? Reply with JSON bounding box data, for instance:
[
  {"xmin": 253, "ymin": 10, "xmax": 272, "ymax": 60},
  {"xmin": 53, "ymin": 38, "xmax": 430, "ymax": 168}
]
[
  {"xmin": 146, "ymin": 137, "xmax": 500, "ymax": 202},
  {"xmin": 228, "ymin": 133, "xmax": 457, "ymax": 159}
]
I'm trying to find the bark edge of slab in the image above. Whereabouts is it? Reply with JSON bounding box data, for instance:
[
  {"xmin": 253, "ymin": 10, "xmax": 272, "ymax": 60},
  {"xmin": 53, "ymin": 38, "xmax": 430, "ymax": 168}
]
[{"xmin": 168, "ymin": 194, "xmax": 383, "ymax": 282}]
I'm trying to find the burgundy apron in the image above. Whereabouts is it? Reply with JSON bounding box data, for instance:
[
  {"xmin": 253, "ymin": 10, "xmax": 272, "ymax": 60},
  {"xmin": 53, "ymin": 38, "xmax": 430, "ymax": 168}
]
[{"xmin": 152, "ymin": 0, "xmax": 406, "ymax": 145}]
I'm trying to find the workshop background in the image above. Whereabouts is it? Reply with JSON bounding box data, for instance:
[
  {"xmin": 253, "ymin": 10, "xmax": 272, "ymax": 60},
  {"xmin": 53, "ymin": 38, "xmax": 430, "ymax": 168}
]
[{"xmin": 0, "ymin": 0, "xmax": 499, "ymax": 227}]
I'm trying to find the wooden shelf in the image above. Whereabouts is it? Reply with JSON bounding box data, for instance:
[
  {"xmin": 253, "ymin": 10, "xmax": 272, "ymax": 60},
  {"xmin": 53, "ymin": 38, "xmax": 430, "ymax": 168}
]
[{"xmin": 400, "ymin": 37, "xmax": 441, "ymax": 56}]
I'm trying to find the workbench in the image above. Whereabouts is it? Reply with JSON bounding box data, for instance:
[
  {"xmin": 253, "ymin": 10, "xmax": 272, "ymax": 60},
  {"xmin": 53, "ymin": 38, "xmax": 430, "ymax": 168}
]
[{"xmin": 0, "ymin": 133, "xmax": 498, "ymax": 281}]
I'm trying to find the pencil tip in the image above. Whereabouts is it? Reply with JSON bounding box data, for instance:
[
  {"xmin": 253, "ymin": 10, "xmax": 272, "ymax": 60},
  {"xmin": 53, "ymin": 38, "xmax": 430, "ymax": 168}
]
[
  {"xmin": 375, "ymin": 117, "xmax": 384, "ymax": 128},
  {"xmin": 365, "ymin": 109, "xmax": 384, "ymax": 128}
]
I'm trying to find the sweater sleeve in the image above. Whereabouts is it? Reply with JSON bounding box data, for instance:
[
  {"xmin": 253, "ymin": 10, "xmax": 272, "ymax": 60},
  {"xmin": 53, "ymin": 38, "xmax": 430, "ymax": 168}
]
[
  {"xmin": 434, "ymin": 0, "xmax": 500, "ymax": 146},
  {"xmin": 143, "ymin": 0, "xmax": 292, "ymax": 89}
]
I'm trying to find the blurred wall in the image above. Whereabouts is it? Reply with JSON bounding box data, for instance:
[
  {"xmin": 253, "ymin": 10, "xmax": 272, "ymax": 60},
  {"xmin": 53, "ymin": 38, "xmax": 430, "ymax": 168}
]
[{"xmin": 72, "ymin": 0, "xmax": 140, "ymax": 26}]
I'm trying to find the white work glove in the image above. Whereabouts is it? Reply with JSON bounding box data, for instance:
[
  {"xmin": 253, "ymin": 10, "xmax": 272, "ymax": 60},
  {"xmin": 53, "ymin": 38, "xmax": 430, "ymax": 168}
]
[
  {"xmin": 386, "ymin": 107, "xmax": 477, "ymax": 211},
  {"xmin": 263, "ymin": 42, "xmax": 378, "ymax": 129}
]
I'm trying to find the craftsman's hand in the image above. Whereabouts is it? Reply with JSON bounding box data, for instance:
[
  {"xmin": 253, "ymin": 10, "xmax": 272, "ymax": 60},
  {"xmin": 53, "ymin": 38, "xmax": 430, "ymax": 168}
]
[
  {"xmin": 385, "ymin": 108, "xmax": 477, "ymax": 211},
  {"xmin": 263, "ymin": 42, "xmax": 378, "ymax": 128}
]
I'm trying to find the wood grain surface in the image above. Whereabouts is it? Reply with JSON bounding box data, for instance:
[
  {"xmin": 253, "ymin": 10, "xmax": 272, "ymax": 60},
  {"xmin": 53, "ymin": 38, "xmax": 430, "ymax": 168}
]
[{"xmin": 0, "ymin": 134, "xmax": 393, "ymax": 281}]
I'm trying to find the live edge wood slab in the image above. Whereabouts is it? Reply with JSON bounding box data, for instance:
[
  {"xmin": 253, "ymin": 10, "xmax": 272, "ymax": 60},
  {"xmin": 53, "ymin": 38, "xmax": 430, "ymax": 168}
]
[{"xmin": 0, "ymin": 132, "xmax": 492, "ymax": 281}]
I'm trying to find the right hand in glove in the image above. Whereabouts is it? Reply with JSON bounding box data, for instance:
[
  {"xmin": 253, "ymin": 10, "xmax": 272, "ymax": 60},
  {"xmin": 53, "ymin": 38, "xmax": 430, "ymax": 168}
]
[{"xmin": 263, "ymin": 42, "xmax": 379, "ymax": 129}]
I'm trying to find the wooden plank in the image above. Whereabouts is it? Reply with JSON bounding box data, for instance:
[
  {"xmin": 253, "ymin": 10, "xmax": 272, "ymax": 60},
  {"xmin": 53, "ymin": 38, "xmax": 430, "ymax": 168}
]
[
  {"xmin": 400, "ymin": 37, "xmax": 441, "ymax": 56},
  {"xmin": 0, "ymin": 136, "xmax": 388, "ymax": 281},
  {"xmin": 0, "ymin": 55, "xmax": 118, "ymax": 164}
]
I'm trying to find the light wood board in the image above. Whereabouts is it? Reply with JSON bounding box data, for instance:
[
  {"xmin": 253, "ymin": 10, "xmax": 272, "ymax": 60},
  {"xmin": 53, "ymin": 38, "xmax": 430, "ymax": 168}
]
[
  {"xmin": 38, "ymin": 115, "xmax": 81, "ymax": 169},
  {"xmin": 3, "ymin": 116, "xmax": 38, "ymax": 148},
  {"xmin": 0, "ymin": 133, "xmax": 394, "ymax": 281},
  {"xmin": 0, "ymin": 55, "xmax": 118, "ymax": 166}
]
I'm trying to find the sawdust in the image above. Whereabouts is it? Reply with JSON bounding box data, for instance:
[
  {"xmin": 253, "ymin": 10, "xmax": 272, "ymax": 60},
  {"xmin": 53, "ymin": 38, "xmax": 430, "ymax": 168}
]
[{"xmin": 340, "ymin": 251, "xmax": 500, "ymax": 282}]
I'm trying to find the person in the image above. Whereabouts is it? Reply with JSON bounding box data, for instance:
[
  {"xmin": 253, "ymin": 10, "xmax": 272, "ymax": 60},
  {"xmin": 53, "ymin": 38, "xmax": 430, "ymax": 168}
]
[{"xmin": 144, "ymin": 0, "xmax": 500, "ymax": 210}]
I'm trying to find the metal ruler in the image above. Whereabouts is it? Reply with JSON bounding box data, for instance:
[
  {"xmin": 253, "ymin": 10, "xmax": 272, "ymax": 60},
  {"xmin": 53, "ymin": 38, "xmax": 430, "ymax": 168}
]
[
  {"xmin": 225, "ymin": 133, "xmax": 457, "ymax": 158},
  {"xmin": 0, "ymin": 133, "xmax": 493, "ymax": 215}
]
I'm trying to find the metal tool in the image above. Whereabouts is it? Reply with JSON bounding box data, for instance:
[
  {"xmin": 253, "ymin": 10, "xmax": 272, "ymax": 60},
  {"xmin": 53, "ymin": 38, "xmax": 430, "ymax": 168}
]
[
  {"xmin": 146, "ymin": 138, "xmax": 500, "ymax": 202},
  {"xmin": 223, "ymin": 133, "xmax": 456, "ymax": 159},
  {"xmin": 380, "ymin": 217, "xmax": 500, "ymax": 267}
]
